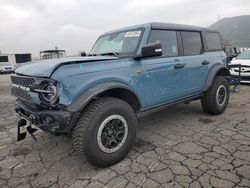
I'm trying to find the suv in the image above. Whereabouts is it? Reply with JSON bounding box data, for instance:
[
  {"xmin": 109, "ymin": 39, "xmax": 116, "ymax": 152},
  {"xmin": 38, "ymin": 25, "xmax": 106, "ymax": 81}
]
[{"xmin": 11, "ymin": 23, "xmax": 230, "ymax": 167}]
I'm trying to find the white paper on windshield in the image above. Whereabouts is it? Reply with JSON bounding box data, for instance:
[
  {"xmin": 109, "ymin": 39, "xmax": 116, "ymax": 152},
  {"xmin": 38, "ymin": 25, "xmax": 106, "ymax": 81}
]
[{"xmin": 125, "ymin": 31, "xmax": 141, "ymax": 37}]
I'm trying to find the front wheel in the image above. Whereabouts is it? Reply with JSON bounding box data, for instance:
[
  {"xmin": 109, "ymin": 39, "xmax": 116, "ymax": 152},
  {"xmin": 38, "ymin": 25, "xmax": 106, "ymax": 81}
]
[
  {"xmin": 72, "ymin": 97, "xmax": 137, "ymax": 167},
  {"xmin": 201, "ymin": 76, "xmax": 230, "ymax": 115}
]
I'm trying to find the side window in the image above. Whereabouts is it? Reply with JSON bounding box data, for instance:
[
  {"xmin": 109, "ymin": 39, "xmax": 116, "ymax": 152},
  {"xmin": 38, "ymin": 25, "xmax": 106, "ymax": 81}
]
[
  {"xmin": 148, "ymin": 30, "xmax": 178, "ymax": 57},
  {"xmin": 206, "ymin": 32, "xmax": 222, "ymax": 51},
  {"xmin": 181, "ymin": 31, "xmax": 203, "ymax": 56}
]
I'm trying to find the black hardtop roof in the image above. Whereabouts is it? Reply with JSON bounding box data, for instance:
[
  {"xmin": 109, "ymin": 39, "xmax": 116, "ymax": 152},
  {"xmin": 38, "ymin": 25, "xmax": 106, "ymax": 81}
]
[
  {"xmin": 150, "ymin": 22, "xmax": 218, "ymax": 32},
  {"xmin": 102, "ymin": 22, "xmax": 219, "ymax": 36}
]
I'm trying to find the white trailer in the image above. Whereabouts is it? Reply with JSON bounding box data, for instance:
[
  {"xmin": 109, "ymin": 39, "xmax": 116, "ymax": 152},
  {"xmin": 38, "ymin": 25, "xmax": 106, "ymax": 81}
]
[{"xmin": 0, "ymin": 53, "xmax": 32, "ymax": 66}]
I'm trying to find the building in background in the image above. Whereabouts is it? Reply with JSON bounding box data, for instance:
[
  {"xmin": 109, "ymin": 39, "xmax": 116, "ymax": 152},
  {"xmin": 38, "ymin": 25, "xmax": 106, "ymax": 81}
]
[
  {"xmin": 0, "ymin": 52, "xmax": 32, "ymax": 66},
  {"xmin": 40, "ymin": 47, "xmax": 66, "ymax": 60}
]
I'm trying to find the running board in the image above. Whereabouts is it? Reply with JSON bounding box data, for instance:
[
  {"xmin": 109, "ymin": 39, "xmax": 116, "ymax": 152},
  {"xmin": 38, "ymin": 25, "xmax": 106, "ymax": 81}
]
[{"xmin": 137, "ymin": 94, "xmax": 202, "ymax": 118}]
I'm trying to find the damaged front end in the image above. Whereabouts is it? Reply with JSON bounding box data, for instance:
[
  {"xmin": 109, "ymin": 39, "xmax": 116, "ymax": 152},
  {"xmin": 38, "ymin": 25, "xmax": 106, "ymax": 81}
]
[{"xmin": 11, "ymin": 75, "xmax": 79, "ymax": 141}]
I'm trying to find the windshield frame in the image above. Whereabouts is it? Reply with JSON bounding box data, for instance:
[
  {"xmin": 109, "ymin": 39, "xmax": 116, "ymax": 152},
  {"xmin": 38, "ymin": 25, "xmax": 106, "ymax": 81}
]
[{"xmin": 89, "ymin": 28, "xmax": 145, "ymax": 58}]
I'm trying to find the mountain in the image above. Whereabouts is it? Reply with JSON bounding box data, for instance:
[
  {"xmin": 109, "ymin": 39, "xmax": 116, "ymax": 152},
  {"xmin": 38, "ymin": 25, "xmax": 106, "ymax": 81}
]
[{"xmin": 209, "ymin": 15, "xmax": 250, "ymax": 47}]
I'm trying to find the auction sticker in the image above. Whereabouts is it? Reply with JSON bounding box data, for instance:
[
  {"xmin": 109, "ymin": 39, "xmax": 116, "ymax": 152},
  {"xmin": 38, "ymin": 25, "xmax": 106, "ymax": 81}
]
[{"xmin": 125, "ymin": 31, "xmax": 141, "ymax": 37}]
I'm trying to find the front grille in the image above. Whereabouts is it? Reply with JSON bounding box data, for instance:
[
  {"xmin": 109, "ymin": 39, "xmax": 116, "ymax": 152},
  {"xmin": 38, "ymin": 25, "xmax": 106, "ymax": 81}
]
[
  {"xmin": 234, "ymin": 69, "xmax": 250, "ymax": 73},
  {"xmin": 11, "ymin": 87, "xmax": 32, "ymax": 101},
  {"xmin": 11, "ymin": 76, "xmax": 35, "ymax": 87},
  {"xmin": 11, "ymin": 75, "xmax": 35, "ymax": 101}
]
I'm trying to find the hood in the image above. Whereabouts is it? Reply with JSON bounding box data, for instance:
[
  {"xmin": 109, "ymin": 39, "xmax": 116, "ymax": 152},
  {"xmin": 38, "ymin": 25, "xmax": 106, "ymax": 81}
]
[
  {"xmin": 231, "ymin": 59, "xmax": 250, "ymax": 66},
  {"xmin": 15, "ymin": 56, "xmax": 118, "ymax": 77}
]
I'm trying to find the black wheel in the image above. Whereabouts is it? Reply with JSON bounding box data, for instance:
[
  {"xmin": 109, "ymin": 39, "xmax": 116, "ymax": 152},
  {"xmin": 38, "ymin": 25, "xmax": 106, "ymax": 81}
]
[
  {"xmin": 72, "ymin": 97, "xmax": 137, "ymax": 167},
  {"xmin": 201, "ymin": 76, "xmax": 230, "ymax": 115}
]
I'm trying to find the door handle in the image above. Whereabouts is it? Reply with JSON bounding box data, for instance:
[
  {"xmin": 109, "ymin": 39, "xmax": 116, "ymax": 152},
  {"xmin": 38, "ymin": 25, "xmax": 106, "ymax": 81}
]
[
  {"xmin": 174, "ymin": 64, "xmax": 185, "ymax": 69},
  {"xmin": 201, "ymin": 60, "xmax": 210, "ymax": 65}
]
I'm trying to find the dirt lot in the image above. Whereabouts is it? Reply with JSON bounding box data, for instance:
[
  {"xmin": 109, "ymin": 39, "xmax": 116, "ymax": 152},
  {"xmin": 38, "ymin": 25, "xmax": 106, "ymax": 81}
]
[{"xmin": 0, "ymin": 74, "xmax": 250, "ymax": 188}]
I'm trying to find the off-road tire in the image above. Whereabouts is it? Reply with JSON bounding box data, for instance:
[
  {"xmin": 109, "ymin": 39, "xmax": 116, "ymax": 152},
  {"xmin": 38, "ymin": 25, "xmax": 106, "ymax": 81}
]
[
  {"xmin": 72, "ymin": 97, "xmax": 137, "ymax": 167},
  {"xmin": 201, "ymin": 76, "xmax": 230, "ymax": 115}
]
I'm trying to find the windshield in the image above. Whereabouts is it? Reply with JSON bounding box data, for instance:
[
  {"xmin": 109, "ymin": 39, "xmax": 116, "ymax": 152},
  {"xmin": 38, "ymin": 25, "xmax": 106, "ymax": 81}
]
[
  {"xmin": 90, "ymin": 29, "xmax": 143, "ymax": 56},
  {"xmin": 0, "ymin": 62, "xmax": 12, "ymax": 66},
  {"xmin": 236, "ymin": 50, "xmax": 250, "ymax": 60}
]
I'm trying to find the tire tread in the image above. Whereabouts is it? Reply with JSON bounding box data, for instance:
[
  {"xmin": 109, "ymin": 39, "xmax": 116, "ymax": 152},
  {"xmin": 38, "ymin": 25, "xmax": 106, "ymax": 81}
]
[{"xmin": 201, "ymin": 76, "xmax": 229, "ymax": 115}]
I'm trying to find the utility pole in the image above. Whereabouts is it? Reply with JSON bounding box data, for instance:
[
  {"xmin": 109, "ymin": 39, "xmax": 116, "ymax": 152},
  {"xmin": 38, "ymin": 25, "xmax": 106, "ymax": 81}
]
[{"xmin": 217, "ymin": 15, "xmax": 221, "ymax": 21}]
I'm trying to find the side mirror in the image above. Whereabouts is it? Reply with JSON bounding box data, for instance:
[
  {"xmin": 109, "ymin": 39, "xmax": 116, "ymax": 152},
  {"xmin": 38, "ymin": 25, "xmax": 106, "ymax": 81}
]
[{"xmin": 135, "ymin": 42, "xmax": 162, "ymax": 60}]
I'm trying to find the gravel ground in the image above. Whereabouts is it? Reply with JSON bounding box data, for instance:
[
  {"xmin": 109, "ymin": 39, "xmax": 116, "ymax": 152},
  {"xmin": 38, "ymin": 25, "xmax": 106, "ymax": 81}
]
[{"xmin": 0, "ymin": 74, "xmax": 250, "ymax": 188}]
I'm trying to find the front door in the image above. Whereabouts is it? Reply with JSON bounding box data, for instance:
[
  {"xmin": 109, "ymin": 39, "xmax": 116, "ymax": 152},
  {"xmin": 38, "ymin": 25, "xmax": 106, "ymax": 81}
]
[{"xmin": 140, "ymin": 30, "xmax": 187, "ymax": 108}]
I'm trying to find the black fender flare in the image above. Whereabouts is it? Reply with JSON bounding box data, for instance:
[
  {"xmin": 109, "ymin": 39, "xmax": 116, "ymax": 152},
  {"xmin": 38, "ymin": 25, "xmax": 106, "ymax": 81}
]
[
  {"xmin": 66, "ymin": 81, "xmax": 141, "ymax": 112},
  {"xmin": 203, "ymin": 63, "xmax": 230, "ymax": 92}
]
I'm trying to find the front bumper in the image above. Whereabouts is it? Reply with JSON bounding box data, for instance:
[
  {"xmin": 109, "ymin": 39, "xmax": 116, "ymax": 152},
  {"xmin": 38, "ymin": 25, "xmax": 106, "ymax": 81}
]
[
  {"xmin": 231, "ymin": 73, "xmax": 250, "ymax": 83},
  {"xmin": 0, "ymin": 69, "xmax": 14, "ymax": 73},
  {"xmin": 230, "ymin": 66, "xmax": 250, "ymax": 83},
  {"xmin": 15, "ymin": 100, "xmax": 79, "ymax": 134}
]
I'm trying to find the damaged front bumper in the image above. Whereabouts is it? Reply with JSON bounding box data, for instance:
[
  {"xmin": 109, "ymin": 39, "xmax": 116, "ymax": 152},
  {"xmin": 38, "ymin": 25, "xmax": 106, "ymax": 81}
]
[{"xmin": 15, "ymin": 100, "xmax": 79, "ymax": 141}]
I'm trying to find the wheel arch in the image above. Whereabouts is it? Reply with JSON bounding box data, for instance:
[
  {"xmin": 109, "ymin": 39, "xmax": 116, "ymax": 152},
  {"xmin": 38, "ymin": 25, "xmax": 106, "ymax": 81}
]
[
  {"xmin": 96, "ymin": 88, "xmax": 141, "ymax": 112},
  {"xmin": 66, "ymin": 82, "xmax": 141, "ymax": 112},
  {"xmin": 203, "ymin": 63, "xmax": 230, "ymax": 92}
]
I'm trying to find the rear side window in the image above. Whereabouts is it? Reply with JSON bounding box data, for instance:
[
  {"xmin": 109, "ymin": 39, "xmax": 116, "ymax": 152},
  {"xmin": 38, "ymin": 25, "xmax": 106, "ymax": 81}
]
[
  {"xmin": 181, "ymin": 31, "xmax": 203, "ymax": 56},
  {"xmin": 206, "ymin": 32, "xmax": 222, "ymax": 51},
  {"xmin": 148, "ymin": 30, "xmax": 178, "ymax": 57}
]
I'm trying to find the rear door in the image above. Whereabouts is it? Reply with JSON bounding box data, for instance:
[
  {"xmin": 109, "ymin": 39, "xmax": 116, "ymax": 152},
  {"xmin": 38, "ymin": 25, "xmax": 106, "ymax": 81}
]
[
  {"xmin": 141, "ymin": 30, "xmax": 187, "ymax": 107},
  {"xmin": 181, "ymin": 31, "xmax": 208, "ymax": 95}
]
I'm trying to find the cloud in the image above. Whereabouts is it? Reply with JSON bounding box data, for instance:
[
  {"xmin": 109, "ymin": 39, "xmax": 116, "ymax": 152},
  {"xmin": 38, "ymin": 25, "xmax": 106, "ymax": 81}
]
[
  {"xmin": 0, "ymin": 0, "xmax": 249, "ymax": 57},
  {"xmin": 128, "ymin": 0, "xmax": 182, "ymax": 9}
]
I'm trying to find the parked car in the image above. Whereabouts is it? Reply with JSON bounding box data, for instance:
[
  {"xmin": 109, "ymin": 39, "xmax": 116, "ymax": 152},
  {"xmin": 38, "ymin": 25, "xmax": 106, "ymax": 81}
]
[
  {"xmin": 0, "ymin": 62, "xmax": 15, "ymax": 74},
  {"xmin": 230, "ymin": 49, "xmax": 250, "ymax": 83},
  {"xmin": 11, "ymin": 22, "xmax": 230, "ymax": 167}
]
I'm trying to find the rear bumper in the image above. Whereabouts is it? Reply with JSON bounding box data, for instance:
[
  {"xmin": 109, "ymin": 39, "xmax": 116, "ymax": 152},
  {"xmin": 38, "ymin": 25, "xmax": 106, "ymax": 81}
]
[{"xmin": 15, "ymin": 100, "xmax": 79, "ymax": 134}]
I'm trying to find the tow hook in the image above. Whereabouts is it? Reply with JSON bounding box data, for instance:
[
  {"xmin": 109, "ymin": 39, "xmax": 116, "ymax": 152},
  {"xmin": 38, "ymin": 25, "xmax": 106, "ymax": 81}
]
[{"xmin": 17, "ymin": 118, "xmax": 38, "ymax": 141}]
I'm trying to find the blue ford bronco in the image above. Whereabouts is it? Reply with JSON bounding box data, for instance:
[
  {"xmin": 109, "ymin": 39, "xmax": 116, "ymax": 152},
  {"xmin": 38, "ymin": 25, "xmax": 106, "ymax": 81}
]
[{"xmin": 11, "ymin": 23, "xmax": 230, "ymax": 167}]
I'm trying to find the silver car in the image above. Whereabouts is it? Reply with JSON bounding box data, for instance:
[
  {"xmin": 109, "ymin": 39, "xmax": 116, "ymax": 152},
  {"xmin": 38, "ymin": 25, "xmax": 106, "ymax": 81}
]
[
  {"xmin": 230, "ymin": 49, "xmax": 250, "ymax": 83},
  {"xmin": 0, "ymin": 62, "xmax": 15, "ymax": 74}
]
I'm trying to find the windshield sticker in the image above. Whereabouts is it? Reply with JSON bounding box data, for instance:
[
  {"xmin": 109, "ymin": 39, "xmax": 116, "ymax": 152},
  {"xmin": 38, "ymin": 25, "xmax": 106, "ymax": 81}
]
[{"xmin": 125, "ymin": 31, "xmax": 141, "ymax": 37}]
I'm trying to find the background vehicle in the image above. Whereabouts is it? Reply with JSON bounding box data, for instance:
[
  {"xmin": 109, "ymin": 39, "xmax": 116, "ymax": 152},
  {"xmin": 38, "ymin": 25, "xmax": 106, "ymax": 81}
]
[
  {"xmin": 230, "ymin": 49, "xmax": 250, "ymax": 83},
  {"xmin": 11, "ymin": 23, "xmax": 230, "ymax": 167},
  {"xmin": 0, "ymin": 62, "xmax": 15, "ymax": 74}
]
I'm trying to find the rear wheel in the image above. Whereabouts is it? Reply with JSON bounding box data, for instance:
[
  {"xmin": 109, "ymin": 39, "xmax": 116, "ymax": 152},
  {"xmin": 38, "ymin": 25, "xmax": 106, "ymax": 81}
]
[
  {"xmin": 201, "ymin": 76, "xmax": 230, "ymax": 115},
  {"xmin": 72, "ymin": 97, "xmax": 137, "ymax": 167}
]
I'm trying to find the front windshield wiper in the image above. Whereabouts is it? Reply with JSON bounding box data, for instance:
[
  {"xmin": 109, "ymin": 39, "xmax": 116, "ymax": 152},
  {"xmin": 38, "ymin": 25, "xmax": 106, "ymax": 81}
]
[
  {"xmin": 89, "ymin": 52, "xmax": 119, "ymax": 57},
  {"xmin": 101, "ymin": 52, "xmax": 120, "ymax": 57}
]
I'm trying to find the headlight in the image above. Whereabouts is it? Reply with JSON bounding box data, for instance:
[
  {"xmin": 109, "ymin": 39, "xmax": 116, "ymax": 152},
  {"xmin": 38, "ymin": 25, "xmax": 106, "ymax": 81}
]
[
  {"xmin": 32, "ymin": 81, "xmax": 59, "ymax": 106},
  {"xmin": 41, "ymin": 83, "xmax": 58, "ymax": 103}
]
